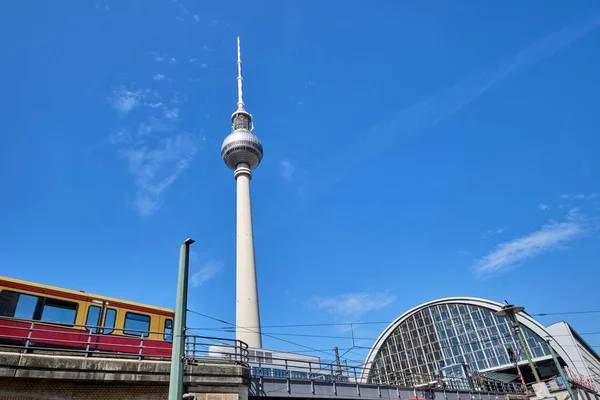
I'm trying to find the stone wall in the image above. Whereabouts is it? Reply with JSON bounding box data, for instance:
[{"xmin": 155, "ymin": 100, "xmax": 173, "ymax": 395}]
[{"xmin": 0, "ymin": 379, "xmax": 168, "ymax": 400}]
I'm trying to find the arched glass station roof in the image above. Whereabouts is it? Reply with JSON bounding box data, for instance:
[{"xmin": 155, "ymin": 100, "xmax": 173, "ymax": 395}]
[{"xmin": 362, "ymin": 297, "xmax": 572, "ymax": 385}]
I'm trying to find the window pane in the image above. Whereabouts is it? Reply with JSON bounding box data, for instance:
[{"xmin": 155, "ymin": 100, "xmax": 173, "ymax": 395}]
[
  {"xmin": 40, "ymin": 298, "xmax": 77, "ymax": 325},
  {"xmin": 86, "ymin": 306, "xmax": 101, "ymax": 333},
  {"xmin": 16, "ymin": 293, "xmax": 39, "ymax": 320},
  {"xmin": 124, "ymin": 312, "xmax": 150, "ymax": 337},
  {"xmin": 164, "ymin": 319, "xmax": 173, "ymax": 342},
  {"xmin": 0, "ymin": 291, "xmax": 20, "ymax": 317},
  {"xmin": 104, "ymin": 309, "xmax": 116, "ymax": 335}
]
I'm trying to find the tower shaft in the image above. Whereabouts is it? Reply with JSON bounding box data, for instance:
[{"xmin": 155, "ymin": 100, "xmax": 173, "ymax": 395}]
[{"xmin": 235, "ymin": 164, "xmax": 262, "ymax": 348}]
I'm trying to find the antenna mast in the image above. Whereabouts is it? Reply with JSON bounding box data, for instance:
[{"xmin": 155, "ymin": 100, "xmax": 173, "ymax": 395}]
[{"xmin": 237, "ymin": 36, "xmax": 244, "ymax": 111}]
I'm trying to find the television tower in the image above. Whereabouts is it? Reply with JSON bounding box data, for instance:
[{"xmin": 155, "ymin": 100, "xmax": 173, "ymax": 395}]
[{"xmin": 221, "ymin": 36, "xmax": 263, "ymax": 348}]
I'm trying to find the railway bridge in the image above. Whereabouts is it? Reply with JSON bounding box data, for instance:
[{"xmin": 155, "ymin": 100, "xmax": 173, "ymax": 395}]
[{"xmin": 0, "ymin": 330, "xmax": 531, "ymax": 400}]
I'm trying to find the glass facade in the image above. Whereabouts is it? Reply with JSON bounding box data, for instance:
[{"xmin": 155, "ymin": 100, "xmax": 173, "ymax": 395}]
[{"xmin": 368, "ymin": 303, "xmax": 551, "ymax": 385}]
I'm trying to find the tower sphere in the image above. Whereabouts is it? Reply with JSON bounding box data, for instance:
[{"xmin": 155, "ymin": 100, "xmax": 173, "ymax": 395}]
[{"xmin": 221, "ymin": 126, "xmax": 263, "ymax": 170}]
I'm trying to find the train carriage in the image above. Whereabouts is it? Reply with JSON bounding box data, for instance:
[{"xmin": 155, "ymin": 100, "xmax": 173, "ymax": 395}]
[{"xmin": 0, "ymin": 276, "xmax": 175, "ymax": 357}]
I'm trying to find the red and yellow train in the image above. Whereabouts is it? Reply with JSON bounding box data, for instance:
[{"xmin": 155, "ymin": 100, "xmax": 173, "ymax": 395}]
[{"xmin": 0, "ymin": 276, "xmax": 175, "ymax": 357}]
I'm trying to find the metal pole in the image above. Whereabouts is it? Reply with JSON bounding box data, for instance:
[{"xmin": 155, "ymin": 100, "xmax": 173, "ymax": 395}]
[
  {"xmin": 546, "ymin": 340, "xmax": 577, "ymax": 400},
  {"xmin": 495, "ymin": 302, "xmax": 541, "ymax": 383},
  {"xmin": 513, "ymin": 325, "xmax": 541, "ymax": 383},
  {"xmin": 168, "ymin": 238, "xmax": 195, "ymax": 400}
]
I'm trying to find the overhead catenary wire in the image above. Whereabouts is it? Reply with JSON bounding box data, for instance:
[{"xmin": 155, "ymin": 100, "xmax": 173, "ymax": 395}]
[
  {"xmin": 186, "ymin": 326, "xmax": 600, "ymax": 343},
  {"xmin": 186, "ymin": 308, "xmax": 342, "ymax": 359},
  {"xmin": 185, "ymin": 308, "xmax": 600, "ymax": 370},
  {"xmin": 186, "ymin": 309, "xmax": 600, "ymax": 331}
]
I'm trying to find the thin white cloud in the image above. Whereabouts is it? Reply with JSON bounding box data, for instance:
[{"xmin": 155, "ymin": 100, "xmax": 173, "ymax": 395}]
[
  {"xmin": 109, "ymin": 128, "xmax": 131, "ymax": 144},
  {"xmin": 483, "ymin": 227, "xmax": 507, "ymax": 239},
  {"xmin": 193, "ymin": 14, "xmax": 200, "ymax": 22},
  {"xmin": 110, "ymin": 87, "xmax": 147, "ymax": 116},
  {"xmin": 538, "ymin": 203, "xmax": 550, "ymax": 210},
  {"xmin": 152, "ymin": 53, "xmax": 177, "ymax": 64},
  {"xmin": 567, "ymin": 207, "xmax": 581, "ymax": 221},
  {"xmin": 178, "ymin": 3, "xmax": 189, "ymax": 14},
  {"xmin": 560, "ymin": 193, "xmax": 599, "ymax": 201},
  {"xmin": 280, "ymin": 160, "xmax": 295, "ymax": 182},
  {"xmin": 474, "ymin": 221, "xmax": 584, "ymax": 275},
  {"xmin": 191, "ymin": 260, "xmax": 224, "ymax": 288},
  {"xmin": 200, "ymin": 63, "xmax": 208, "ymax": 69},
  {"xmin": 145, "ymin": 101, "xmax": 163, "ymax": 109},
  {"xmin": 153, "ymin": 73, "xmax": 166, "ymax": 81},
  {"xmin": 121, "ymin": 134, "xmax": 197, "ymax": 217},
  {"xmin": 189, "ymin": 58, "xmax": 198, "ymax": 63},
  {"xmin": 323, "ymin": 13, "xmax": 600, "ymax": 187},
  {"xmin": 311, "ymin": 292, "xmax": 395, "ymax": 318},
  {"xmin": 163, "ymin": 108, "xmax": 180, "ymax": 121},
  {"xmin": 137, "ymin": 117, "xmax": 172, "ymax": 137}
]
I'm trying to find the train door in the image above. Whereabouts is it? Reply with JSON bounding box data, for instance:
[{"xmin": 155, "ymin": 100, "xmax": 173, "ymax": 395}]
[{"xmin": 84, "ymin": 300, "xmax": 117, "ymax": 352}]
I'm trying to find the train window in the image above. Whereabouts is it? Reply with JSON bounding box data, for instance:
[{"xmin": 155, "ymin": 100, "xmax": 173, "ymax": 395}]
[
  {"xmin": 103, "ymin": 308, "xmax": 116, "ymax": 335},
  {"xmin": 40, "ymin": 298, "xmax": 77, "ymax": 325},
  {"xmin": 164, "ymin": 319, "xmax": 173, "ymax": 342},
  {"xmin": 0, "ymin": 291, "xmax": 19, "ymax": 317},
  {"xmin": 0, "ymin": 291, "xmax": 39, "ymax": 320},
  {"xmin": 86, "ymin": 305, "xmax": 101, "ymax": 333},
  {"xmin": 123, "ymin": 312, "xmax": 150, "ymax": 337}
]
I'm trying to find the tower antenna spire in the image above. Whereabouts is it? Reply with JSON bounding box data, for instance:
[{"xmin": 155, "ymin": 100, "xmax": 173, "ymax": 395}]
[{"xmin": 237, "ymin": 36, "xmax": 244, "ymax": 111}]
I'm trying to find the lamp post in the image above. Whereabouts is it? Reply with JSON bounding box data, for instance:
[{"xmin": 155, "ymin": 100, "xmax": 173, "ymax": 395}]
[
  {"xmin": 495, "ymin": 301, "xmax": 541, "ymax": 384},
  {"xmin": 507, "ymin": 347, "xmax": 526, "ymax": 388},
  {"xmin": 546, "ymin": 339, "xmax": 577, "ymax": 400},
  {"xmin": 168, "ymin": 238, "xmax": 195, "ymax": 400}
]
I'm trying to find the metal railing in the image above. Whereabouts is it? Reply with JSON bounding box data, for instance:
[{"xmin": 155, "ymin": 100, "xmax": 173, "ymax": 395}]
[
  {"xmin": 371, "ymin": 371, "xmax": 527, "ymax": 394},
  {"xmin": 0, "ymin": 318, "xmax": 248, "ymax": 364},
  {"xmin": 250, "ymin": 354, "xmax": 357, "ymax": 382},
  {"xmin": 248, "ymin": 353, "xmax": 526, "ymax": 394}
]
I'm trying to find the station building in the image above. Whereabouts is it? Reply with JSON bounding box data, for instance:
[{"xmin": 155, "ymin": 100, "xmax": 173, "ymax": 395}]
[{"xmin": 361, "ymin": 297, "xmax": 599, "ymax": 393}]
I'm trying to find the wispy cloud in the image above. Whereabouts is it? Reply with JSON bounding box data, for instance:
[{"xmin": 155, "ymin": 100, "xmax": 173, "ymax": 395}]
[
  {"xmin": 280, "ymin": 160, "xmax": 295, "ymax": 182},
  {"xmin": 153, "ymin": 73, "xmax": 166, "ymax": 81},
  {"xmin": 559, "ymin": 193, "xmax": 599, "ymax": 201},
  {"xmin": 137, "ymin": 117, "xmax": 172, "ymax": 137},
  {"xmin": 122, "ymin": 134, "xmax": 197, "ymax": 217},
  {"xmin": 163, "ymin": 108, "xmax": 180, "ymax": 121},
  {"xmin": 321, "ymin": 14, "xmax": 600, "ymax": 189},
  {"xmin": 109, "ymin": 87, "xmax": 147, "ymax": 116},
  {"xmin": 191, "ymin": 260, "xmax": 224, "ymax": 288},
  {"xmin": 200, "ymin": 63, "xmax": 208, "ymax": 69},
  {"xmin": 483, "ymin": 227, "xmax": 508, "ymax": 239},
  {"xmin": 311, "ymin": 292, "xmax": 395, "ymax": 318},
  {"xmin": 474, "ymin": 221, "xmax": 585, "ymax": 276},
  {"xmin": 108, "ymin": 86, "xmax": 196, "ymax": 216},
  {"xmin": 381, "ymin": 14, "xmax": 600, "ymax": 138},
  {"xmin": 109, "ymin": 128, "xmax": 131, "ymax": 145},
  {"xmin": 538, "ymin": 203, "xmax": 550, "ymax": 210},
  {"xmin": 152, "ymin": 53, "xmax": 177, "ymax": 64}
]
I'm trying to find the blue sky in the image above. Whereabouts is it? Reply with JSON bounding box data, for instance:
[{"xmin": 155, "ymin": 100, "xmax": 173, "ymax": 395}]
[{"xmin": 1, "ymin": 1, "xmax": 600, "ymax": 365}]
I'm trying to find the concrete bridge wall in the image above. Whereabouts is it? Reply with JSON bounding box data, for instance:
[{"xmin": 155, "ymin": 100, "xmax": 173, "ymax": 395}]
[{"xmin": 0, "ymin": 351, "xmax": 249, "ymax": 400}]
